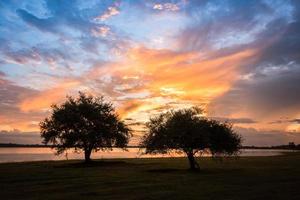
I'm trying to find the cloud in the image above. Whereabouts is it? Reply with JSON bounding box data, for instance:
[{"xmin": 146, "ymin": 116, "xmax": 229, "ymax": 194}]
[
  {"xmin": 208, "ymin": 59, "xmax": 300, "ymax": 120},
  {"xmin": 207, "ymin": 4, "xmax": 300, "ymax": 121},
  {"xmin": 2, "ymin": 46, "xmax": 73, "ymax": 68},
  {"xmin": 118, "ymin": 99, "xmax": 144, "ymax": 118},
  {"xmin": 94, "ymin": 6, "xmax": 120, "ymax": 21},
  {"xmin": 82, "ymin": 45, "xmax": 257, "ymax": 123},
  {"xmin": 270, "ymin": 119, "xmax": 300, "ymax": 124},
  {"xmin": 0, "ymin": 130, "xmax": 41, "ymax": 144},
  {"xmin": 211, "ymin": 117, "xmax": 257, "ymax": 124},
  {"xmin": 1, "ymin": 0, "xmax": 299, "ymax": 146},
  {"xmin": 235, "ymin": 126, "xmax": 300, "ymax": 146},
  {"xmin": 0, "ymin": 73, "xmax": 45, "ymax": 131},
  {"xmin": 258, "ymin": 21, "xmax": 300, "ymax": 65},
  {"xmin": 177, "ymin": 0, "xmax": 294, "ymax": 52},
  {"xmin": 15, "ymin": 1, "xmax": 121, "ymax": 60},
  {"xmin": 91, "ymin": 26, "xmax": 110, "ymax": 37},
  {"xmin": 3, "ymin": 48, "xmax": 41, "ymax": 65},
  {"xmin": 19, "ymin": 80, "xmax": 81, "ymax": 112},
  {"xmin": 153, "ymin": 3, "xmax": 180, "ymax": 11},
  {"xmin": 16, "ymin": 9, "xmax": 58, "ymax": 33}
]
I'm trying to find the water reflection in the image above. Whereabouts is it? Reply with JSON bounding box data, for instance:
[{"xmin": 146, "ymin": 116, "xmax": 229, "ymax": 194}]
[{"xmin": 0, "ymin": 147, "xmax": 296, "ymax": 163}]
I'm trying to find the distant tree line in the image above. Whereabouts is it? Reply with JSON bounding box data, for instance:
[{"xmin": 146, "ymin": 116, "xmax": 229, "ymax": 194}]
[
  {"xmin": 243, "ymin": 143, "xmax": 300, "ymax": 150},
  {"xmin": 1, "ymin": 143, "xmax": 299, "ymax": 150}
]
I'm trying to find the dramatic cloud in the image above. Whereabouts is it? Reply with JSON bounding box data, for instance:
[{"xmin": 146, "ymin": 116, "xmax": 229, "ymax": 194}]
[
  {"xmin": 82, "ymin": 46, "xmax": 257, "ymax": 122},
  {"xmin": 208, "ymin": 16, "xmax": 300, "ymax": 121},
  {"xmin": 0, "ymin": 0, "xmax": 299, "ymax": 145},
  {"xmin": 207, "ymin": 1, "xmax": 300, "ymax": 132},
  {"xmin": 208, "ymin": 63, "xmax": 300, "ymax": 119}
]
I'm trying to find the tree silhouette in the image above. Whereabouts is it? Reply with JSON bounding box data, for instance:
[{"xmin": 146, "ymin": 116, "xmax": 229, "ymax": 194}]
[
  {"xmin": 40, "ymin": 92, "xmax": 131, "ymax": 162},
  {"xmin": 140, "ymin": 107, "xmax": 241, "ymax": 170}
]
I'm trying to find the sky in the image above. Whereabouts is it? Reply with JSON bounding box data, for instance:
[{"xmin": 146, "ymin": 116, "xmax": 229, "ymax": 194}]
[{"xmin": 0, "ymin": 0, "xmax": 300, "ymax": 146}]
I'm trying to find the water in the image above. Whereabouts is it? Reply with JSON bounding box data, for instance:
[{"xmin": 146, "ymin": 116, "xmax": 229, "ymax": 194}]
[{"xmin": 0, "ymin": 147, "xmax": 295, "ymax": 163}]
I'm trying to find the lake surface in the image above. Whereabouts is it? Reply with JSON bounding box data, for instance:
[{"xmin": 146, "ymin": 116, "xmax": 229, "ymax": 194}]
[{"xmin": 0, "ymin": 148, "xmax": 295, "ymax": 163}]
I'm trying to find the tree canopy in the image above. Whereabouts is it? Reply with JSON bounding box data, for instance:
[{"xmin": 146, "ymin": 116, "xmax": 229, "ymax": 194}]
[
  {"xmin": 40, "ymin": 92, "xmax": 131, "ymax": 162},
  {"xmin": 140, "ymin": 107, "xmax": 241, "ymax": 170}
]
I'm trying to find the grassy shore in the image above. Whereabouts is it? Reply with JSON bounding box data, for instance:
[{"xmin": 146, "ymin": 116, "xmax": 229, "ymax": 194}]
[{"xmin": 0, "ymin": 153, "xmax": 299, "ymax": 200}]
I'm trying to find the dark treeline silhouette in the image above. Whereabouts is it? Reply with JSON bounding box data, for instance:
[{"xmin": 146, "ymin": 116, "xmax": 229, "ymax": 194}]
[
  {"xmin": 0, "ymin": 143, "xmax": 50, "ymax": 147},
  {"xmin": 243, "ymin": 143, "xmax": 300, "ymax": 150},
  {"xmin": 1, "ymin": 143, "xmax": 299, "ymax": 150}
]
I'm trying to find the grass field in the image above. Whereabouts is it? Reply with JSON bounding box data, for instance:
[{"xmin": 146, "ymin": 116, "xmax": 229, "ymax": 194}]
[{"xmin": 0, "ymin": 153, "xmax": 299, "ymax": 200}]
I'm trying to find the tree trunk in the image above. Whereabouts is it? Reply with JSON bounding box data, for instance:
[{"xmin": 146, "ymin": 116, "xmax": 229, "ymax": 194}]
[
  {"xmin": 84, "ymin": 148, "xmax": 92, "ymax": 163},
  {"xmin": 187, "ymin": 151, "xmax": 200, "ymax": 170}
]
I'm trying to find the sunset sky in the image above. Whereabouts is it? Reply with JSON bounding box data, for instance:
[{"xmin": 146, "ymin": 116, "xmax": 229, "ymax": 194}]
[{"xmin": 1, "ymin": 0, "xmax": 300, "ymax": 146}]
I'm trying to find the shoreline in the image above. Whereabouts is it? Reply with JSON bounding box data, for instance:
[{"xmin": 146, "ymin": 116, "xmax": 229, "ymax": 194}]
[{"xmin": 0, "ymin": 151, "xmax": 299, "ymax": 165}]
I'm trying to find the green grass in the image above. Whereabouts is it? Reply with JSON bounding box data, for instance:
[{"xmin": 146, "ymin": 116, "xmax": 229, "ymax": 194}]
[{"xmin": 0, "ymin": 153, "xmax": 300, "ymax": 200}]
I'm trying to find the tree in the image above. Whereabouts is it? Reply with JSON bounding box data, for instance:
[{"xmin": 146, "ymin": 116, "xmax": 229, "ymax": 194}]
[
  {"xmin": 288, "ymin": 142, "xmax": 296, "ymax": 149},
  {"xmin": 40, "ymin": 92, "xmax": 131, "ymax": 163},
  {"xmin": 140, "ymin": 107, "xmax": 241, "ymax": 170}
]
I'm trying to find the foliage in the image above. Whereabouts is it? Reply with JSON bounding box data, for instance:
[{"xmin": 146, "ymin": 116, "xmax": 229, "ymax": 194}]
[
  {"xmin": 40, "ymin": 92, "xmax": 131, "ymax": 162},
  {"xmin": 140, "ymin": 107, "xmax": 241, "ymax": 169}
]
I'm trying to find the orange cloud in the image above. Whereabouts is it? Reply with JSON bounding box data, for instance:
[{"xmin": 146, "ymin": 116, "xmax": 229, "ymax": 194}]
[
  {"xmin": 13, "ymin": 46, "xmax": 257, "ymax": 132},
  {"xmin": 0, "ymin": 113, "xmax": 42, "ymax": 132},
  {"xmin": 19, "ymin": 81, "xmax": 80, "ymax": 112},
  {"xmin": 86, "ymin": 46, "xmax": 257, "ymax": 121},
  {"xmin": 127, "ymin": 47, "xmax": 256, "ymax": 100}
]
